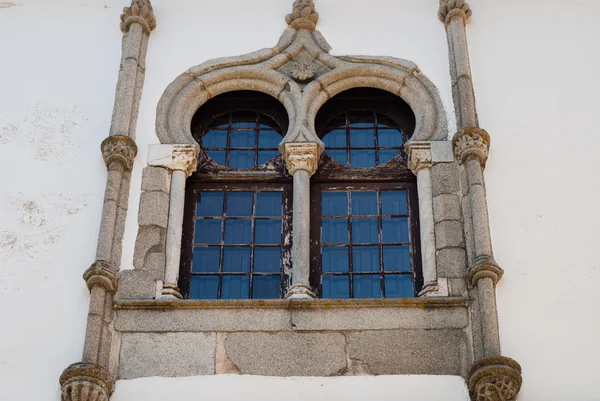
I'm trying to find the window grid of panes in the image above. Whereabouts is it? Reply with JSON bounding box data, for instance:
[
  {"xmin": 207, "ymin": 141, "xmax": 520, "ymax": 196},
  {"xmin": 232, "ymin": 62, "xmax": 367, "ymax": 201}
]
[
  {"xmin": 322, "ymin": 111, "xmax": 407, "ymax": 168},
  {"xmin": 201, "ymin": 111, "xmax": 282, "ymax": 169},
  {"xmin": 317, "ymin": 188, "xmax": 416, "ymax": 299},
  {"xmin": 189, "ymin": 189, "xmax": 288, "ymax": 299}
]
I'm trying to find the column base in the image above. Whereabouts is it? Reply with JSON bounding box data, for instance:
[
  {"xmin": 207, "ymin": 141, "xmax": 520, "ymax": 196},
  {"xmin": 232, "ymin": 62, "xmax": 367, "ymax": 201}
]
[
  {"xmin": 285, "ymin": 284, "xmax": 316, "ymax": 299},
  {"xmin": 467, "ymin": 356, "xmax": 522, "ymax": 401},
  {"xmin": 59, "ymin": 362, "xmax": 114, "ymax": 401},
  {"xmin": 160, "ymin": 284, "xmax": 183, "ymax": 299},
  {"xmin": 418, "ymin": 279, "xmax": 449, "ymax": 297}
]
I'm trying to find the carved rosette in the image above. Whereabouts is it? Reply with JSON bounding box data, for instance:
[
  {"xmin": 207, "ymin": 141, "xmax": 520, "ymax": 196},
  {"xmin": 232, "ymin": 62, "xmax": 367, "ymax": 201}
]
[
  {"xmin": 285, "ymin": 0, "xmax": 319, "ymax": 30},
  {"xmin": 438, "ymin": 0, "xmax": 473, "ymax": 24},
  {"xmin": 284, "ymin": 142, "xmax": 319, "ymax": 176},
  {"xmin": 59, "ymin": 362, "xmax": 114, "ymax": 401},
  {"xmin": 83, "ymin": 261, "xmax": 119, "ymax": 294},
  {"xmin": 290, "ymin": 55, "xmax": 318, "ymax": 82},
  {"xmin": 406, "ymin": 142, "xmax": 433, "ymax": 175},
  {"xmin": 101, "ymin": 135, "xmax": 138, "ymax": 171},
  {"xmin": 467, "ymin": 256, "xmax": 504, "ymax": 288},
  {"xmin": 453, "ymin": 127, "xmax": 490, "ymax": 167},
  {"xmin": 120, "ymin": 0, "xmax": 157, "ymax": 34},
  {"xmin": 468, "ymin": 357, "xmax": 522, "ymax": 401}
]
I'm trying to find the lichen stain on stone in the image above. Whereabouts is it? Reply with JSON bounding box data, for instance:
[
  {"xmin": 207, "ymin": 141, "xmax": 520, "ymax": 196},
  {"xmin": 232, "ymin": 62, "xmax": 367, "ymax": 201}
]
[{"xmin": 0, "ymin": 2, "xmax": 22, "ymax": 8}]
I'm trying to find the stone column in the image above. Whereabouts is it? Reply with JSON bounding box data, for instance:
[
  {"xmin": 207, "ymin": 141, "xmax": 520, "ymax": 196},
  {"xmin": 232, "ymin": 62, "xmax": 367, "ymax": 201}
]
[
  {"xmin": 147, "ymin": 145, "xmax": 199, "ymax": 299},
  {"xmin": 407, "ymin": 142, "xmax": 440, "ymax": 296},
  {"xmin": 283, "ymin": 143, "xmax": 319, "ymax": 299},
  {"xmin": 440, "ymin": 2, "xmax": 523, "ymax": 400},
  {"xmin": 60, "ymin": 2, "xmax": 156, "ymax": 401}
]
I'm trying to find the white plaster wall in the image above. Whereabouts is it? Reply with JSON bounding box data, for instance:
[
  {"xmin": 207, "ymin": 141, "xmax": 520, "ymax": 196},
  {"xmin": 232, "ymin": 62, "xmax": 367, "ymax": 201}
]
[{"xmin": 1, "ymin": 0, "xmax": 599, "ymax": 400}]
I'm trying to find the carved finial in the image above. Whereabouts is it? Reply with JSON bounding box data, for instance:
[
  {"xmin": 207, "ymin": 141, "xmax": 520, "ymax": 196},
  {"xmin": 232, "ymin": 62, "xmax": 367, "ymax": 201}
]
[
  {"xmin": 286, "ymin": 0, "xmax": 319, "ymax": 30},
  {"xmin": 453, "ymin": 127, "xmax": 490, "ymax": 167},
  {"xmin": 101, "ymin": 135, "xmax": 138, "ymax": 170},
  {"xmin": 438, "ymin": 0, "xmax": 472, "ymax": 24},
  {"xmin": 468, "ymin": 357, "xmax": 522, "ymax": 401},
  {"xmin": 121, "ymin": 0, "xmax": 156, "ymax": 34}
]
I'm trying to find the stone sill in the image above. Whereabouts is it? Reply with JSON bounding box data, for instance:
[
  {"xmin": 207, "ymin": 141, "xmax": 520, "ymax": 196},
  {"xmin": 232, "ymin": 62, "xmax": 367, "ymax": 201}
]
[{"xmin": 115, "ymin": 297, "xmax": 469, "ymax": 310}]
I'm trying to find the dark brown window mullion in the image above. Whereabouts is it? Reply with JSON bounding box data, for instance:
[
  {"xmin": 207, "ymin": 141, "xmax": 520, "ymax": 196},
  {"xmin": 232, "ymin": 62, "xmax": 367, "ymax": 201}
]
[
  {"xmin": 281, "ymin": 187, "xmax": 293, "ymax": 298},
  {"xmin": 347, "ymin": 191, "xmax": 354, "ymax": 298},
  {"xmin": 249, "ymin": 192, "xmax": 257, "ymax": 299},
  {"xmin": 377, "ymin": 190, "xmax": 386, "ymax": 298},
  {"xmin": 407, "ymin": 183, "xmax": 423, "ymax": 295},
  {"xmin": 178, "ymin": 185, "xmax": 199, "ymax": 298},
  {"xmin": 309, "ymin": 183, "xmax": 323, "ymax": 296},
  {"xmin": 218, "ymin": 191, "xmax": 228, "ymax": 299}
]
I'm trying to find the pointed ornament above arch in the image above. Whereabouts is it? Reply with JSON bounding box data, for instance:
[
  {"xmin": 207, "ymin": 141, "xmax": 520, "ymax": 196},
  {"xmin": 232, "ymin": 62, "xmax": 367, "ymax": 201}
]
[{"xmin": 155, "ymin": 0, "xmax": 448, "ymax": 154}]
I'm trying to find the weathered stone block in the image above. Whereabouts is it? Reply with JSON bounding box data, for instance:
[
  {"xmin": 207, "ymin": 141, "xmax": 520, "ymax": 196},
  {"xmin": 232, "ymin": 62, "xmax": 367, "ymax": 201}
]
[
  {"xmin": 448, "ymin": 277, "xmax": 468, "ymax": 297},
  {"xmin": 346, "ymin": 329, "xmax": 468, "ymax": 375},
  {"xmin": 433, "ymin": 194, "xmax": 462, "ymax": 222},
  {"xmin": 435, "ymin": 220, "xmax": 464, "ymax": 249},
  {"xmin": 116, "ymin": 270, "xmax": 160, "ymax": 300},
  {"xmin": 437, "ymin": 247, "xmax": 467, "ymax": 277},
  {"xmin": 118, "ymin": 332, "xmax": 216, "ymax": 379},
  {"xmin": 224, "ymin": 332, "xmax": 346, "ymax": 376},
  {"xmin": 145, "ymin": 252, "xmax": 165, "ymax": 273},
  {"xmin": 138, "ymin": 191, "xmax": 170, "ymax": 228},
  {"xmin": 141, "ymin": 166, "xmax": 171, "ymax": 194},
  {"xmin": 133, "ymin": 226, "xmax": 164, "ymax": 270},
  {"xmin": 431, "ymin": 163, "xmax": 460, "ymax": 196},
  {"xmin": 431, "ymin": 141, "xmax": 454, "ymax": 163}
]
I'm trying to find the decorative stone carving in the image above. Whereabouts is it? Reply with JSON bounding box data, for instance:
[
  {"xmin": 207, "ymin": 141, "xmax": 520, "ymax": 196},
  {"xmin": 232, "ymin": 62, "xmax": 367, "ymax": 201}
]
[
  {"xmin": 84, "ymin": 261, "xmax": 119, "ymax": 294},
  {"xmin": 284, "ymin": 142, "xmax": 319, "ymax": 176},
  {"xmin": 285, "ymin": 283, "xmax": 317, "ymax": 299},
  {"xmin": 147, "ymin": 144, "xmax": 200, "ymax": 177},
  {"xmin": 467, "ymin": 256, "xmax": 504, "ymax": 287},
  {"xmin": 286, "ymin": 0, "xmax": 319, "ymax": 30},
  {"xmin": 59, "ymin": 362, "xmax": 114, "ymax": 401},
  {"xmin": 120, "ymin": 0, "xmax": 156, "ymax": 34},
  {"xmin": 438, "ymin": 0, "xmax": 473, "ymax": 24},
  {"xmin": 453, "ymin": 127, "xmax": 490, "ymax": 166},
  {"xmin": 290, "ymin": 53, "xmax": 319, "ymax": 82},
  {"xmin": 468, "ymin": 357, "xmax": 522, "ymax": 401},
  {"xmin": 101, "ymin": 135, "xmax": 138, "ymax": 170},
  {"xmin": 406, "ymin": 142, "xmax": 433, "ymax": 174}
]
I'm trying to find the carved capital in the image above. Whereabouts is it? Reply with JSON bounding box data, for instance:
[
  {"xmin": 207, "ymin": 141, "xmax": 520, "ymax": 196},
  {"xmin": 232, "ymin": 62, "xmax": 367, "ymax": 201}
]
[
  {"xmin": 453, "ymin": 127, "xmax": 490, "ymax": 166},
  {"xmin": 286, "ymin": 0, "xmax": 319, "ymax": 30},
  {"xmin": 438, "ymin": 0, "xmax": 472, "ymax": 24},
  {"xmin": 83, "ymin": 261, "xmax": 118, "ymax": 294},
  {"xmin": 284, "ymin": 142, "xmax": 319, "ymax": 176},
  {"xmin": 148, "ymin": 144, "xmax": 200, "ymax": 177},
  {"xmin": 121, "ymin": 0, "xmax": 156, "ymax": 34},
  {"xmin": 285, "ymin": 283, "xmax": 316, "ymax": 299},
  {"xmin": 101, "ymin": 135, "xmax": 137, "ymax": 170},
  {"xmin": 468, "ymin": 357, "xmax": 523, "ymax": 401},
  {"xmin": 406, "ymin": 142, "xmax": 433, "ymax": 175},
  {"xmin": 467, "ymin": 256, "xmax": 504, "ymax": 287},
  {"xmin": 59, "ymin": 362, "xmax": 114, "ymax": 401}
]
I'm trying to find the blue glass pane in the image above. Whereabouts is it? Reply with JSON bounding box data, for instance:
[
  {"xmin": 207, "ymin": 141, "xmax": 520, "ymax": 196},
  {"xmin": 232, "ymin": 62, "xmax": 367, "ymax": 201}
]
[
  {"xmin": 383, "ymin": 246, "xmax": 411, "ymax": 272},
  {"xmin": 322, "ymin": 276, "xmax": 350, "ymax": 298},
  {"xmin": 229, "ymin": 151, "xmax": 255, "ymax": 169},
  {"xmin": 224, "ymin": 220, "xmax": 251, "ymax": 244},
  {"xmin": 223, "ymin": 247, "xmax": 251, "ymax": 272},
  {"xmin": 385, "ymin": 275, "xmax": 413, "ymax": 298},
  {"xmin": 195, "ymin": 220, "xmax": 222, "ymax": 244},
  {"xmin": 192, "ymin": 247, "xmax": 220, "ymax": 272},
  {"xmin": 255, "ymin": 220, "xmax": 282, "ymax": 244},
  {"xmin": 379, "ymin": 149, "xmax": 399, "ymax": 165},
  {"xmin": 322, "ymin": 247, "xmax": 349, "ymax": 273},
  {"xmin": 327, "ymin": 150, "xmax": 347, "ymax": 165},
  {"xmin": 381, "ymin": 191, "xmax": 408, "ymax": 215},
  {"xmin": 352, "ymin": 218, "xmax": 379, "ymax": 244},
  {"xmin": 351, "ymin": 192, "xmax": 377, "ymax": 215},
  {"xmin": 350, "ymin": 150, "xmax": 376, "ymax": 168},
  {"xmin": 322, "ymin": 219, "xmax": 349, "ymax": 244},
  {"xmin": 349, "ymin": 129, "xmax": 375, "ymax": 147},
  {"xmin": 226, "ymin": 192, "xmax": 253, "ymax": 216},
  {"xmin": 190, "ymin": 276, "xmax": 218, "ymax": 299},
  {"xmin": 322, "ymin": 192, "xmax": 348, "ymax": 216},
  {"xmin": 257, "ymin": 150, "xmax": 278, "ymax": 165},
  {"xmin": 231, "ymin": 119, "xmax": 255, "ymax": 129},
  {"xmin": 202, "ymin": 130, "xmax": 227, "ymax": 148},
  {"xmin": 254, "ymin": 248, "xmax": 281, "ymax": 272},
  {"xmin": 253, "ymin": 276, "xmax": 281, "ymax": 299},
  {"xmin": 230, "ymin": 130, "xmax": 256, "ymax": 148},
  {"xmin": 353, "ymin": 246, "xmax": 379, "ymax": 272},
  {"xmin": 378, "ymin": 129, "xmax": 404, "ymax": 147},
  {"xmin": 354, "ymin": 275, "xmax": 381, "ymax": 298},
  {"xmin": 322, "ymin": 129, "xmax": 347, "ymax": 148},
  {"xmin": 256, "ymin": 192, "xmax": 283, "ymax": 216},
  {"xmin": 382, "ymin": 218, "xmax": 409, "ymax": 243},
  {"xmin": 206, "ymin": 150, "xmax": 226, "ymax": 165},
  {"xmin": 258, "ymin": 130, "xmax": 281, "ymax": 148},
  {"xmin": 197, "ymin": 192, "xmax": 224, "ymax": 216},
  {"xmin": 221, "ymin": 276, "xmax": 249, "ymax": 299}
]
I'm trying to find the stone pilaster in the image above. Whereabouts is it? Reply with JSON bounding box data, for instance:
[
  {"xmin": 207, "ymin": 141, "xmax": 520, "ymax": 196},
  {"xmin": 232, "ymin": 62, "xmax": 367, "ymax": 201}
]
[{"xmin": 284, "ymin": 143, "xmax": 319, "ymax": 299}]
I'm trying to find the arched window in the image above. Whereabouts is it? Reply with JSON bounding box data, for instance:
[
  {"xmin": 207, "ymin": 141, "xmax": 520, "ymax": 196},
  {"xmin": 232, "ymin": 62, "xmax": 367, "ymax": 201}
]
[
  {"xmin": 179, "ymin": 91, "xmax": 292, "ymax": 300},
  {"xmin": 310, "ymin": 88, "xmax": 423, "ymax": 298}
]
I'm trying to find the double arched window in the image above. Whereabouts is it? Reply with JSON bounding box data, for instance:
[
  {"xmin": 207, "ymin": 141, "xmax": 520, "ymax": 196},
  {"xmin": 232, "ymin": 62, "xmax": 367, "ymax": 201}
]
[{"xmin": 179, "ymin": 89, "xmax": 422, "ymax": 300}]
